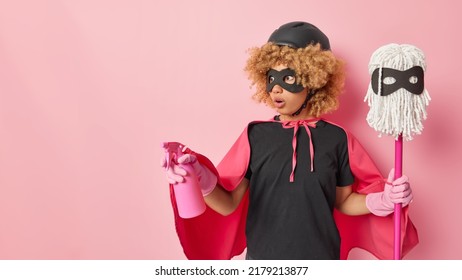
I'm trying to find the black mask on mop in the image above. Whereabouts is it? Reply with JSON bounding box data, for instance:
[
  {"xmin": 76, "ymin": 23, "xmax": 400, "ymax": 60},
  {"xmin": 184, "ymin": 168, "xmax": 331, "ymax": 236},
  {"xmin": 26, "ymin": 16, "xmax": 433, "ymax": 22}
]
[{"xmin": 371, "ymin": 66, "xmax": 425, "ymax": 96}]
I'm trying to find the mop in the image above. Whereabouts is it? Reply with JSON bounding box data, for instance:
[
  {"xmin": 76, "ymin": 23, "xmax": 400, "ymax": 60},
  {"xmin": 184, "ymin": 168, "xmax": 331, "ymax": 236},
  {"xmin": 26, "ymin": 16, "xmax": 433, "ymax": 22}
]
[{"xmin": 364, "ymin": 43, "xmax": 430, "ymax": 259}]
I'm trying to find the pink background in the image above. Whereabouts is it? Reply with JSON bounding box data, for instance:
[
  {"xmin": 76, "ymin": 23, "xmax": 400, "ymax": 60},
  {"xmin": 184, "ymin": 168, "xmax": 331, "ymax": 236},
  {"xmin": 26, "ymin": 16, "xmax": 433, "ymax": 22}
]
[{"xmin": 0, "ymin": 0, "xmax": 460, "ymax": 260}]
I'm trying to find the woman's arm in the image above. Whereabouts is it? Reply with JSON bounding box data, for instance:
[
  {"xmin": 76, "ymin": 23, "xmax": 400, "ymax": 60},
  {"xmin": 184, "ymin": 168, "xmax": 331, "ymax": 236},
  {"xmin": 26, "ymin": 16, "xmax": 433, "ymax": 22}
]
[
  {"xmin": 335, "ymin": 185, "xmax": 370, "ymax": 216},
  {"xmin": 336, "ymin": 170, "xmax": 414, "ymax": 216},
  {"xmin": 204, "ymin": 178, "xmax": 249, "ymax": 216}
]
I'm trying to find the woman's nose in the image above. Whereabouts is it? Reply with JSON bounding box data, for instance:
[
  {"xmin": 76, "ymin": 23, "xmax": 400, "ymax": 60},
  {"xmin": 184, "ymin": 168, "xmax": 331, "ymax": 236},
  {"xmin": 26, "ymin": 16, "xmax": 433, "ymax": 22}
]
[{"xmin": 270, "ymin": 84, "xmax": 283, "ymax": 94}]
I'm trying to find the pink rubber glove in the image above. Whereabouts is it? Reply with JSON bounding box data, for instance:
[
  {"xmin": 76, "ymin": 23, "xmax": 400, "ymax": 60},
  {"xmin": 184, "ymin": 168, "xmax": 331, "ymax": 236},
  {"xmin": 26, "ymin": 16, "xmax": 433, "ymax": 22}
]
[
  {"xmin": 161, "ymin": 153, "xmax": 217, "ymax": 196},
  {"xmin": 366, "ymin": 168, "xmax": 413, "ymax": 216}
]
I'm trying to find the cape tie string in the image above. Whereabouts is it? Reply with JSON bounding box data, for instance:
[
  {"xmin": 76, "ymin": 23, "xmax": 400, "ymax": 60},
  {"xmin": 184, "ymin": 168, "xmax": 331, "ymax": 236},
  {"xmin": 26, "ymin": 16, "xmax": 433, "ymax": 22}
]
[{"xmin": 282, "ymin": 119, "xmax": 320, "ymax": 182}]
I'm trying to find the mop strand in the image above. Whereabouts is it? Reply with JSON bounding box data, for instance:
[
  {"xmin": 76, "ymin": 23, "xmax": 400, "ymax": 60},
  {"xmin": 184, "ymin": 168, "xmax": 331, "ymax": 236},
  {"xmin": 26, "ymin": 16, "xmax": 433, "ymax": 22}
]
[{"xmin": 364, "ymin": 44, "xmax": 431, "ymax": 140}]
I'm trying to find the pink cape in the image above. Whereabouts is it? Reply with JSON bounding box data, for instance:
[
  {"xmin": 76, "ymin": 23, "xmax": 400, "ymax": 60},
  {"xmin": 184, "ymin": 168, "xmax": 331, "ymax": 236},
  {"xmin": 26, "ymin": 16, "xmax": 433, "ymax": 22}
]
[{"xmin": 169, "ymin": 120, "xmax": 419, "ymax": 259}]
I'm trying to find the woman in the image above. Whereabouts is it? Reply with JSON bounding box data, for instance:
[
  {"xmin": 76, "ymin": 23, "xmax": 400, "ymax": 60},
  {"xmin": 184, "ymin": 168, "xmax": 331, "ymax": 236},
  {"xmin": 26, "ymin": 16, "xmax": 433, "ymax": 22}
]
[{"xmin": 162, "ymin": 22, "xmax": 418, "ymax": 260}]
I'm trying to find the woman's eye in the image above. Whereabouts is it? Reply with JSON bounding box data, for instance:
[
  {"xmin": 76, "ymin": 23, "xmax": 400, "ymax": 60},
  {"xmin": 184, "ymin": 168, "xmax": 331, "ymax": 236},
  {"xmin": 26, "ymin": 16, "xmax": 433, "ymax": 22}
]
[
  {"xmin": 284, "ymin": 75, "xmax": 295, "ymax": 84},
  {"xmin": 268, "ymin": 76, "xmax": 275, "ymax": 83}
]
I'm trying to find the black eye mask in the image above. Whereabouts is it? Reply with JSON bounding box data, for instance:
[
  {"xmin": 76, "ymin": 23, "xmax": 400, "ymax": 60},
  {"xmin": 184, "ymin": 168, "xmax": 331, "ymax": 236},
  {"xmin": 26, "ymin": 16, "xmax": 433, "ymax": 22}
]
[
  {"xmin": 371, "ymin": 66, "xmax": 424, "ymax": 96},
  {"xmin": 266, "ymin": 68, "xmax": 305, "ymax": 93}
]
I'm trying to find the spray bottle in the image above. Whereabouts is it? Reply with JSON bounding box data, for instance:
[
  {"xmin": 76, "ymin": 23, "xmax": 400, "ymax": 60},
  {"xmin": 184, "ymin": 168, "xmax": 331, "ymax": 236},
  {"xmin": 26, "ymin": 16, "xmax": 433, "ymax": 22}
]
[{"xmin": 162, "ymin": 142, "xmax": 206, "ymax": 218}]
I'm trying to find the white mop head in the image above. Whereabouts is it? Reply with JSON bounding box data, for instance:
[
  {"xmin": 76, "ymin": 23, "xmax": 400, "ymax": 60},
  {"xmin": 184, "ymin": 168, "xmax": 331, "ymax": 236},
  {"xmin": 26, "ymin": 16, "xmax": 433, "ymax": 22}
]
[{"xmin": 364, "ymin": 43, "xmax": 431, "ymax": 141}]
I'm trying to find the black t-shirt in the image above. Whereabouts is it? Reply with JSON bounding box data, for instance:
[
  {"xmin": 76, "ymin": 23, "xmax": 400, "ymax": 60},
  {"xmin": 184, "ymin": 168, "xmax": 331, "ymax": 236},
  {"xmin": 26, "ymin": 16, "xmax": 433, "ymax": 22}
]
[{"xmin": 245, "ymin": 119, "xmax": 354, "ymax": 259}]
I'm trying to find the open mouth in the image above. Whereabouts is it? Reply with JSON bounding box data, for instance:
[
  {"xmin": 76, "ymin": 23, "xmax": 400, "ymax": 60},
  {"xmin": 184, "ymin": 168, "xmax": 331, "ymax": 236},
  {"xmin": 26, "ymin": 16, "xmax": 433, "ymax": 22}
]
[{"xmin": 273, "ymin": 98, "xmax": 285, "ymax": 108}]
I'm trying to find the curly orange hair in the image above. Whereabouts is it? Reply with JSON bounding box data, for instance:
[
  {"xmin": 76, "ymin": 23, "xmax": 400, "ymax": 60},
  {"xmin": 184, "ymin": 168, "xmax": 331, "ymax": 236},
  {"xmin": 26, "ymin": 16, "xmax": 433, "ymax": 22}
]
[{"xmin": 244, "ymin": 42, "xmax": 345, "ymax": 117}]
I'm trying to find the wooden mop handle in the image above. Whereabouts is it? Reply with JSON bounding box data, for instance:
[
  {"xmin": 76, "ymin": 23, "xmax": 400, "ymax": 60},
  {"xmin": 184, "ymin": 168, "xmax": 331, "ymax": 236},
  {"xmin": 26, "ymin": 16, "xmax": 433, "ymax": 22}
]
[{"xmin": 394, "ymin": 134, "xmax": 403, "ymax": 260}]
